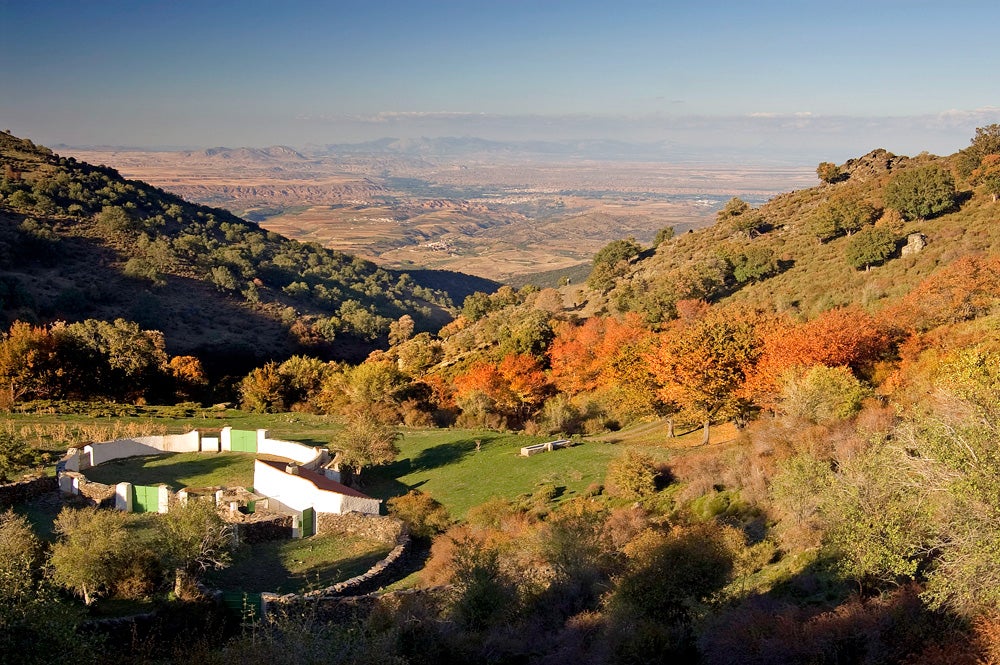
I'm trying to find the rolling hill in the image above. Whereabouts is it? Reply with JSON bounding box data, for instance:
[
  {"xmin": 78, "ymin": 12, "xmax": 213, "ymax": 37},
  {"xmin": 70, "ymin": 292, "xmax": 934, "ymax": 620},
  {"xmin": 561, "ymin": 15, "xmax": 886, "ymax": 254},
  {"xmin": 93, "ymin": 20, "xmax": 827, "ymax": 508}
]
[{"xmin": 0, "ymin": 131, "xmax": 496, "ymax": 376}]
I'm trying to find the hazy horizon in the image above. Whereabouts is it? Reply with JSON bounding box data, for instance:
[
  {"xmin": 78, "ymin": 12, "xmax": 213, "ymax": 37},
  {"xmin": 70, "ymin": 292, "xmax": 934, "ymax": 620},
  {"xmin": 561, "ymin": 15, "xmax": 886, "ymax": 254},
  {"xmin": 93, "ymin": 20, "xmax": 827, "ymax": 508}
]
[{"xmin": 3, "ymin": 1, "xmax": 1000, "ymax": 164}]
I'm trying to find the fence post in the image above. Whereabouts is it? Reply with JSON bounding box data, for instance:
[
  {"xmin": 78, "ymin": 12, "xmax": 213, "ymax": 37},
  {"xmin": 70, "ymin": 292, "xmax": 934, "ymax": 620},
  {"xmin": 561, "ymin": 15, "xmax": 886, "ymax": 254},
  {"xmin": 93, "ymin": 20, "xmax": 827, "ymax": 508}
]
[
  {"xmin": 115, "ymin": 482, "xmax": 133, "ymax": 512},
  {"xmin": 158, "ymin": 485, "xmax": 171, "ymax": 513}
]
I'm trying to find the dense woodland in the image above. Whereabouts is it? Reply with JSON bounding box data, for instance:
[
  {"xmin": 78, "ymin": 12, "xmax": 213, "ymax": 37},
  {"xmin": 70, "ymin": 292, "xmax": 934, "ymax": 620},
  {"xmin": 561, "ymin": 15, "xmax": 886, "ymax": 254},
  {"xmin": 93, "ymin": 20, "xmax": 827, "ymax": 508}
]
[{"xmin": 3, "ymin": 127, "xmax": 1000, "ymax": 663}]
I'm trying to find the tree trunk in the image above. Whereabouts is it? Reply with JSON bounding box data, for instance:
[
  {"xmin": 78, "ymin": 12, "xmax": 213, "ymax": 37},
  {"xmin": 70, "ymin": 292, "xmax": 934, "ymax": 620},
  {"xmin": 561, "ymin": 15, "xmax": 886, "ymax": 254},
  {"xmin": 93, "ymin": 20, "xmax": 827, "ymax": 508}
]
[
  {"xmin": 666, "ymin": 418, "xmax": 675, "ymax": 438},
  {"xmin": 82, "ymin": 583, "xmax": 91, "ymax": 606},
  {"xmin": 701, "ymin": 420, "xmax": 711, "ymax": 446}
]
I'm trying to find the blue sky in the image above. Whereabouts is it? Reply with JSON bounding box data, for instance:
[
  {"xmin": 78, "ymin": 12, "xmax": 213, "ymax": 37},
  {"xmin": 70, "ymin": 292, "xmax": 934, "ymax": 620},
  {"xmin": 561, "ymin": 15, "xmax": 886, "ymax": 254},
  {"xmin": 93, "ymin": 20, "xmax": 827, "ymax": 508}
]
[{"xmin": 2, "ymin": 0, "xmax": 999, "ymax": 162}]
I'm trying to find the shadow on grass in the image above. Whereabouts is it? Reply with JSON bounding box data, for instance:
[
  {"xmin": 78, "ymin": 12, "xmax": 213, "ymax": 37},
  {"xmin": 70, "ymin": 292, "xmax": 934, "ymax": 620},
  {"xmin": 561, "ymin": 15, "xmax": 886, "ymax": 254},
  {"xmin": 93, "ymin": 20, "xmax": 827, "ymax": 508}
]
[
  {"xmin": 387, "ymin": 437, "xmax": 489, "ymax": 478},
  {"xmin": 206, "ymin": 539, "xmax": 391, "ymax": 594},
  {"xmin": 82, "ymin": 453, "xmax": 253, "ymax": 490}
]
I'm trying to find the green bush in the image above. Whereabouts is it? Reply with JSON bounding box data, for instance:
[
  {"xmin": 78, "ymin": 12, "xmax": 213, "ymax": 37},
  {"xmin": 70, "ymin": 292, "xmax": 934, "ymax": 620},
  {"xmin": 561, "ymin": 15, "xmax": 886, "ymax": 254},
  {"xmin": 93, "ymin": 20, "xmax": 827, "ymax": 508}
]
[{"xmin": 884, "ymin": 164, "xmax": 957, "ymax": 221}]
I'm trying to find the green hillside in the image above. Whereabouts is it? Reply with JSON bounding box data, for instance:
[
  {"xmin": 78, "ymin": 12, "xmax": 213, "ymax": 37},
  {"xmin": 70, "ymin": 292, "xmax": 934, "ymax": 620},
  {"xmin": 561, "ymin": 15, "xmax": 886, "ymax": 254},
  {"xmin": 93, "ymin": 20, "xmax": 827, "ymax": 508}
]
[
  {"xmin": 587, "ymin": 144, "xmax": 1000, "ymax": 321},
  {"xmin": 0, "ymin": 131, "xmax": 481, "ymax": 373}
]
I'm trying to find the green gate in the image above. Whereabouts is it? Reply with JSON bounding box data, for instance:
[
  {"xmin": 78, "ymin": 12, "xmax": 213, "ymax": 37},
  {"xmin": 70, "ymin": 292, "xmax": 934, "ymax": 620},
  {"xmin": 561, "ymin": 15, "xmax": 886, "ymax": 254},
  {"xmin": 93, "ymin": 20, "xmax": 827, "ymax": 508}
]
[
  {"xmin": 221, "ymin": 591, "xmax": 262, "ymax": 621},
  {"xmin": 301, "ymin": 507, "xmax": 315, "ymax": 538},
  {"xmin": 230, "ymin": 429, "xmax": 258, "ymax": 453},
  {"xmin": 132, "ymin": 485, "xmax": 160, "ymax": 513}
]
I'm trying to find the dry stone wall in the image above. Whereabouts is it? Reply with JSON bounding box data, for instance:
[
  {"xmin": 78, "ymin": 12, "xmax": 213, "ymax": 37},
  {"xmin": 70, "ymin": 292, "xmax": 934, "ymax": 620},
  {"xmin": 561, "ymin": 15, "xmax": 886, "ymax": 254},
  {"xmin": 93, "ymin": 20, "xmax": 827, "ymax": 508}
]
[{"xmin": 0, "ymin": 475, "xmax": 58, "ymax": 508}]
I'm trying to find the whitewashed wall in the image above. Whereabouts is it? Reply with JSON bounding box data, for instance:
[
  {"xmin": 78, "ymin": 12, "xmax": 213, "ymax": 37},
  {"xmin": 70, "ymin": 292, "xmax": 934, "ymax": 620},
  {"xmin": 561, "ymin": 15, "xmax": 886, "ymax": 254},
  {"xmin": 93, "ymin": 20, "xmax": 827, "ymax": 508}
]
[
  {"xmin": 253, "ymin": 460, "xmax": 317, "ymax": 511},
  {"xmin": 85, "ymin": 431, "xmax": 200, "ymax": 466},
  {"xmin": 258, "ymin": 437, "xmax": 328, "ymax": 469},
  {"xmin": 252, "ymin": 460, "xmax": 379, "ymax": 515}
]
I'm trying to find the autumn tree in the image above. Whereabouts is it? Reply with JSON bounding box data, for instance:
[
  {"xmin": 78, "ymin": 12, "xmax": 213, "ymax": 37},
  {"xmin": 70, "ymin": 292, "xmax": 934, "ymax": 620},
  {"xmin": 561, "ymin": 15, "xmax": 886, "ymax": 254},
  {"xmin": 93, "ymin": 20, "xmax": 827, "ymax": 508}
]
[
  {"xmin": 744, "ymin": 306, "xmax": 891, "ymax": 406},
  {"xmin": 453, "ymin": 353, "xmax": 551, "ymax": 427},
  {"xmin": 971, "ymin": 153, "xmax": 1000, "ymax": 202},
  {"xmin": 957, "ymin": 123, "xmax": 1000, "ymax": 177},
  {"xmin": 388, "ymin": 314, "xmax": 415, "ymax": 346},
  {"xmin": 277, "ymin": 355, "xmax": 332, "ymax": 409},
  {"xmin": 239, "ymin": 362, "xmax": 285, "ymax": 413},
  {"xmin": 334, "ymin": 408, "xmax": 400, "ymax": 476},
  {"xmin": 816, "ymin": 161, "xmax": 844, "ymax": 184},
  {"xmin": 884, "ymin": 255, "xmax": 1000, "ymax": 330},
  {"xmin": 650, "ymin": 309, "xmax": 763, "ymax": 443},
  {"xmin": 168, "ymin": 355, "xmax": 208, "ymax": 401},
  {"xmin": 341, "ymin": 359, "xmax": 407, "ymax": 405},
  {"xmin": 0, "ymin": 321, "xmax": 60, "ymax": 403},
  {"xmin": 884, "ymin": 164, "xmax": 957, "ymax": 221}
]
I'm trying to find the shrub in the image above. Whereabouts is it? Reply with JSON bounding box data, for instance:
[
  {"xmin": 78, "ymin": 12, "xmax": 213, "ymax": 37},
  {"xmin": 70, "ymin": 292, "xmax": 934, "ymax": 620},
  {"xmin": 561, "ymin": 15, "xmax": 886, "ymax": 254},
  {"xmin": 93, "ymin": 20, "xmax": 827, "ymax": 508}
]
[
  {"xmin": 604, "ymin": 449, "xmax": 660, "ymax": 499},
  {"xmin": 387, "ymin": 490, "xmax": 451, "ymax": 539}
]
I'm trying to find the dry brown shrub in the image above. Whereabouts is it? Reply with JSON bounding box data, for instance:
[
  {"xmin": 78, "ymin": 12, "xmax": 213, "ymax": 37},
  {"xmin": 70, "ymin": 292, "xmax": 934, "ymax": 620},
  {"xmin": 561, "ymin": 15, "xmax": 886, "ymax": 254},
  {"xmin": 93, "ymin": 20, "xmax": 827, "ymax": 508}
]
[{"xmin": 602, "ymin": 506, "xmax": 649, "ymax": 551}]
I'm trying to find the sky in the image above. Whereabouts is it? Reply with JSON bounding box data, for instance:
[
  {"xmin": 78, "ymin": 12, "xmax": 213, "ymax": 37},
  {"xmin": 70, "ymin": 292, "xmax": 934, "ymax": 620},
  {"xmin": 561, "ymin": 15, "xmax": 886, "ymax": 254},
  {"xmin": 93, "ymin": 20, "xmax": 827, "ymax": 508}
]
[{"xmin": 2, "ymin": 0, "xmax": 1000, "ymax": 163}]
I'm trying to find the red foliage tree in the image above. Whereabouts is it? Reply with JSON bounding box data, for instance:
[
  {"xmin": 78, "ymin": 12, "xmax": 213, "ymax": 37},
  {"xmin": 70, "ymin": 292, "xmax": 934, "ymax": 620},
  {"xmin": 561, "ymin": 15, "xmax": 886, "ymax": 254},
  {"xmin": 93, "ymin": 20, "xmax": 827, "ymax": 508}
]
[
  {"xmin": 744, "ymin": 306, "xmax": 893, "ymax": 407},
  {"xmin": 549, "ymin": 314, "xmax": 652, "ymax": 395}
]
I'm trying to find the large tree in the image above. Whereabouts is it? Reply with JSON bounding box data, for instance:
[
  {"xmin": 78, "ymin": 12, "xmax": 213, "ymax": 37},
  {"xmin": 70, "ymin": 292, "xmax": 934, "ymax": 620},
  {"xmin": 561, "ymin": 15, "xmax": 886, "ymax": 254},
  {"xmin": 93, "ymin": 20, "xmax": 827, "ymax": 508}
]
[
  {"xmin": 649, "ymin": 310, "xmax": 762, "ymax": 443},
  {"xmin": 845, "ymin": 225, "xmax": 896, "ymax": 271},
  {"xmin": 159, "ymin": 499, "xmax": 233, "ymax": 599},
  {"xmin": 335, "ymin": 408, "xmax": 400, "ymax": 476},
  {"xmin": 884, "ymin": 163, "xmax": 957, "ymax": 221},
  {"xmin": 49, "ymin": 507, "xmax": 133, "ymax": 605}
]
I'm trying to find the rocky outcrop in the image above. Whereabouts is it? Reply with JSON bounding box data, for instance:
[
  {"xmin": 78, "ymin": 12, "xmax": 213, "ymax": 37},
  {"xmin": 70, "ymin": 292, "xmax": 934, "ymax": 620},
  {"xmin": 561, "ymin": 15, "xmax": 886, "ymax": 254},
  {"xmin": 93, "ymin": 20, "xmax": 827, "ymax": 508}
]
[{"xmin": 842, "ymin": 149, "xmax": 909, "ymax": 183}]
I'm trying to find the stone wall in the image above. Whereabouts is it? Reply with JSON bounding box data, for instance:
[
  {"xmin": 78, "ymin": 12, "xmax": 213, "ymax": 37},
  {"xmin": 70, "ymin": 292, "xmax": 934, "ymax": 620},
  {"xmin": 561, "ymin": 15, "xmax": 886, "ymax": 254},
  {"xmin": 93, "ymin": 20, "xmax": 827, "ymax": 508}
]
[
  {"xmin": 232, "ymin": 514, "xmax": 294, "ymax": 544},
  {"xmin": 0, "ymin": 475, "xmax": 58, "ymax": 508},
  {"xmin": 316, "ymin": 512, "xmax": 403, "ymax": 544},
  {"xmin": 258, "ymin": 515, "xmax": 411, "ymax": 600},
  {"xmin": 59, "ymin": 472, "xmax": 117, "ymax": 508},
  {"xmin": 264, "ymin": 586, "xmax": 452, "ymax": 624}
]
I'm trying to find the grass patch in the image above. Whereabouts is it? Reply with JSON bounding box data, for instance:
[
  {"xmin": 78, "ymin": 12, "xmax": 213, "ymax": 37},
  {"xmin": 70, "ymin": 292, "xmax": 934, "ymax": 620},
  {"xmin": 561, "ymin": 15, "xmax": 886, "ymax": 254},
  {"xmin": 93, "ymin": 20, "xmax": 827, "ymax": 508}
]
[
  {"xmin": 13, "ymin": 492, "xmax": 64, "ymax": 541},
  {"xmin": 206, "ymin": 532, "xmax": 392, "ymax": 594},
  {"xmin": 81, "ymin": 452, "xmax": 255, "ymax": 491},
  {"xmin": 365, "ymin": 430, "xmax": 626, "ymax": 519}
]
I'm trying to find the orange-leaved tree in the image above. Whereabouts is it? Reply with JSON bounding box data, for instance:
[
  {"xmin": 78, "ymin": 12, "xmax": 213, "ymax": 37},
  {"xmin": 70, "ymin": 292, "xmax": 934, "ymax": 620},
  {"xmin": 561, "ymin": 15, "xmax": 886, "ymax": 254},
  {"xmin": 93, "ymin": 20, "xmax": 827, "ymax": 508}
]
[
  {"xmin": 549, "ymin": 314, "xmax": 651, "ymax": 395},
  {"xmin": 884, "ymin": 256, "xmax": 1000, "ymax": 331},
  {"xmin": 743, "ymin": 306, "xmax": 893, "ymax": 408},
  {"xmin": 453, "ymin": 353, "xmax": 551, "ymax": 427},
  {"xmin": 649, "ymin": 308, "xmax": 764, "ymax": 444}
]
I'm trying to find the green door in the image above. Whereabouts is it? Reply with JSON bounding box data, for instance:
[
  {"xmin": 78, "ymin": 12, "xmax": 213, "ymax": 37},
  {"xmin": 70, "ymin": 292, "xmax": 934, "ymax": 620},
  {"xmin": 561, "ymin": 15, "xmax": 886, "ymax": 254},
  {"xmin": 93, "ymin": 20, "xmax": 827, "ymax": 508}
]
[
  {"xmin": 221, "ymin": 591, "xmax": 262, "ymax": 620},
  {"xmin": 230, "ymin": 429, "xmax": 258, "ymax": 453},
  {"xmin": 301, "ymin": 507, "xmax": 315, "ymax": 538},
  {"xmin": 132, "ymin": 485, "xmax": 159, "ymax": 513}
]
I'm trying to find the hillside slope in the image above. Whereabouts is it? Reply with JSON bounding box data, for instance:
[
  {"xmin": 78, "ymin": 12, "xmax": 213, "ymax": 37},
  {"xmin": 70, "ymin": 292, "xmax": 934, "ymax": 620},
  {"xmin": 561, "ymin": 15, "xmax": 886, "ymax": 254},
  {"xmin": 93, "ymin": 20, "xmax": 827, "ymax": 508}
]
[
  {"xmin": 0, "ymin": 131, "xmax": 488, "ymax": 374},
  {"xmin": 586, "ymin": 146, "xmax": 1000, "ymax": 321}
]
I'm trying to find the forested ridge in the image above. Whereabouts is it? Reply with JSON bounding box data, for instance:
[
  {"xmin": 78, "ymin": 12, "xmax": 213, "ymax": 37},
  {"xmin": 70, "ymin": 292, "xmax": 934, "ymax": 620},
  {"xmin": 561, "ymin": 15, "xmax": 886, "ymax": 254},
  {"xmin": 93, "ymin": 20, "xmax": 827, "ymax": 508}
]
[
  {"xmin": 0, "ymin": 130, "xmax": 472, "ymax": 377},
  {"xmin": 4, "ymin": 127, "xmax": 1000, "ymax": 663}
]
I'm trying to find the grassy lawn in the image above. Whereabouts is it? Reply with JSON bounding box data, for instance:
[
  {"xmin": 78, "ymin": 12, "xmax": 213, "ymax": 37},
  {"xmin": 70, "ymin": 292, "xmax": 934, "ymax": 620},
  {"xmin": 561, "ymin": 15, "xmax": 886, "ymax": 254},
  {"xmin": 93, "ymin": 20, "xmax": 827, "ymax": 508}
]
[
  {"xmin": 81, "ymin": 452, "xmax": 255, "ymax": 490},
  {"xmin": 365, "ymin": 430, "xmax": 626, "ymax": 519},
  {"xmin": 206, "ymin": 532, "xmax": 393, "ymax": 594},
  {"xmin": 13, "ymin": 492, "xmax": 65, "ymax": 541},
  {"xmin": 9, "ymin": 403, "xmax": 735, "ymax": 521}
]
